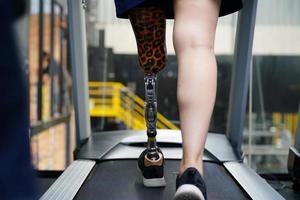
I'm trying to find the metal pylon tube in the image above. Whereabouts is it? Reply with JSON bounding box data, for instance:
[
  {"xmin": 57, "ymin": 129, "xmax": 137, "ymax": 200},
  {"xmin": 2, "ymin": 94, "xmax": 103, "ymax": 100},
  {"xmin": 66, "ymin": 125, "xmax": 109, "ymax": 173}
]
[{"xmin": 144, "ymin": 75, "xmax": 159, "ymax": 160}]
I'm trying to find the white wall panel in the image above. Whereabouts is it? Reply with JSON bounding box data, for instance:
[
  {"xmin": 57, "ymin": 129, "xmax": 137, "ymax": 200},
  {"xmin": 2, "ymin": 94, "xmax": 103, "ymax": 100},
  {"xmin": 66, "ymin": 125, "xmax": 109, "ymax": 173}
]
[{"xmin": 88, "ymin": 0, "xmax": 300, "ymax": 55}]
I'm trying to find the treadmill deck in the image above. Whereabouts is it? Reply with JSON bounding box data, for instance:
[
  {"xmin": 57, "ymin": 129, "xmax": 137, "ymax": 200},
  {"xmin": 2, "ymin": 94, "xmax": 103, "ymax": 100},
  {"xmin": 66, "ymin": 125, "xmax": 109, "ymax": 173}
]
[{"xmin": 75, "ymin": 160, "xmax": 249, "ymax": 200}]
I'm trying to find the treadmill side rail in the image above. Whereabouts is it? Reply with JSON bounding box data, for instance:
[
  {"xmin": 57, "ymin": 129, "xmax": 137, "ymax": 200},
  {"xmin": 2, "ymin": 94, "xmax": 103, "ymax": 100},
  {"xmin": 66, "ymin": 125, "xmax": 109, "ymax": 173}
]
[
  {"xmin": 224, "ymin": 162, "xmax": 285, "ymax": 200},
  {"xmin": 40, "ymin": 160, "xmax": 96, "ymax": 200}
]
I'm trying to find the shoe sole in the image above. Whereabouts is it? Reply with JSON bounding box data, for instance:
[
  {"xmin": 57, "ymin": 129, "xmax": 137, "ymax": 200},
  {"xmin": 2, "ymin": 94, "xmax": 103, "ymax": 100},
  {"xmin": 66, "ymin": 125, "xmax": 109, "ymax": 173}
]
[
  {"xmin": 143, "ymin": 177, "xmax": 166, "ymax": 187},
  {"xmin": 137, "ymin": 166, "xmax": 166, "ymax": 187},
  {"xmin": 174, "ymin": 184, "xmax": 205, "ymax": 200}
]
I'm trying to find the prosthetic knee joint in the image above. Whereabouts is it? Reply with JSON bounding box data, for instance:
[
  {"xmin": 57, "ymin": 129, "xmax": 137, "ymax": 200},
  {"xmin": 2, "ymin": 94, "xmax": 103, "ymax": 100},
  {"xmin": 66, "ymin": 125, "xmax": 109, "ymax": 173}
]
[{"xmin": 129, "ymin": 6, "xmax": 167, "ymax": 160}]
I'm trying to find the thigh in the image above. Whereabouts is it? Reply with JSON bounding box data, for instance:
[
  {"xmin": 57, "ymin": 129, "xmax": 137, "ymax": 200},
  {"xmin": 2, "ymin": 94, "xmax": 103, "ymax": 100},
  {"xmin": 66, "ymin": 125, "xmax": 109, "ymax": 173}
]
[{"xmin": 173, "ymin": 0, "xmax": 221, "ymax": 48}]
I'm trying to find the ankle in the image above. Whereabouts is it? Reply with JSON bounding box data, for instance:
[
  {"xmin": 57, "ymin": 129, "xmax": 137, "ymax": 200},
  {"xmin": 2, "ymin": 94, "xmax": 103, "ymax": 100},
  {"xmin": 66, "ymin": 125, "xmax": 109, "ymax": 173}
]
[{"xmin": 179, "ymin": 159, "xmax": 203, "ymax": 176}]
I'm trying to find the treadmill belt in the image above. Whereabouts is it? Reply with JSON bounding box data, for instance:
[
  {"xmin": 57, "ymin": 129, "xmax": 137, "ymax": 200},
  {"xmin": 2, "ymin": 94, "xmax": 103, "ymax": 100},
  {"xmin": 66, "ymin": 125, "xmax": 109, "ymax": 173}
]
[{"xmin": 75, "ymin": 160, "xmax": 249, "ymax": 200}]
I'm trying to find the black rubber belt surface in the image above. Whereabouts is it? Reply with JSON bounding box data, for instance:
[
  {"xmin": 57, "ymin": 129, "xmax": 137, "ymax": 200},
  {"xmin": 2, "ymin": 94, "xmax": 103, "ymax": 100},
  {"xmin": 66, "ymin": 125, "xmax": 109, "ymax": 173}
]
[{"xmin": 75, "ymin": 160, "xmax": 249, "ymax": 200}]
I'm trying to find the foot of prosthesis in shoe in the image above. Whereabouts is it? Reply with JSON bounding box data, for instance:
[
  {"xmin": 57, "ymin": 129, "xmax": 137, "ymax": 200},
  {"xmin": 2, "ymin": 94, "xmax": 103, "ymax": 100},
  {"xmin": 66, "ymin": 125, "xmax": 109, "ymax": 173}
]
[
  {"xmin": 129, "ymin": 5, "xmax": 167, "ymax": 187},
  {"xmin": 137, "ymin": 149, "xmax": 166, "ymax": 187}
]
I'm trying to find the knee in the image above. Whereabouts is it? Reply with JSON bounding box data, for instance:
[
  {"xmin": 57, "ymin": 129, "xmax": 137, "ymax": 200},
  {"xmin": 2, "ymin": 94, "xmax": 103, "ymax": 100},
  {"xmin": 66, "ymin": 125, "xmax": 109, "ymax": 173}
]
[{"xmin": 173, "ymin": 26, "xmax": 214, "ymax": 53}]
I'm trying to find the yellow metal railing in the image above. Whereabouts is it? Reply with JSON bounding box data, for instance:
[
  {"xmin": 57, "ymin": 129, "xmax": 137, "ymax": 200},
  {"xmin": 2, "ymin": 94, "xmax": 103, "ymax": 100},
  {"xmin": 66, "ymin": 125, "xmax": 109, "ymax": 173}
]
[
  {"xmin": 89, "ymin": 82, "xmax": 179, "ymax": 130},
  {"xmin": 271, "ymin": 112, "xmax": 298, "ymax": 144}
]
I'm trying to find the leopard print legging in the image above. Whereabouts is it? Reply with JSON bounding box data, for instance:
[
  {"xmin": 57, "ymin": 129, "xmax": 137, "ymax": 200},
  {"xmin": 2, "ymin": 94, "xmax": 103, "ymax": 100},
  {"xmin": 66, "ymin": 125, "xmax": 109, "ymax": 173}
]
[{"xmin": 129, "ymin": 6, "xmax": 167, "ymax": 75}]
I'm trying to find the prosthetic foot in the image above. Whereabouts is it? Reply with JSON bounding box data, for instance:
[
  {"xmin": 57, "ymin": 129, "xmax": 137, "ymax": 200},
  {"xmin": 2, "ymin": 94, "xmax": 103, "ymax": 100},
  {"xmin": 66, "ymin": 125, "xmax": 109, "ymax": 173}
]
[{"xmin": 129, "ymin": 5, "xmax": 167, "ymax": 187}]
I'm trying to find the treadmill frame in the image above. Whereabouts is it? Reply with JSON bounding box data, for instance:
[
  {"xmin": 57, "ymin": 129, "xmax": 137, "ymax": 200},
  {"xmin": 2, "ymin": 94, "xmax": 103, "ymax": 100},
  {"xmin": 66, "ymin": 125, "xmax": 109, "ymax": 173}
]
[
  {"xmin": 69, "ymin": 0, "xmax": 258, "ymax": 160},
  {"xmin": 68, "ymin": 0, "xmax": 91, "ymax": 147},
  {"xmin": 226, "ymin": 0, "xmax": 258, "ymax": 157}
]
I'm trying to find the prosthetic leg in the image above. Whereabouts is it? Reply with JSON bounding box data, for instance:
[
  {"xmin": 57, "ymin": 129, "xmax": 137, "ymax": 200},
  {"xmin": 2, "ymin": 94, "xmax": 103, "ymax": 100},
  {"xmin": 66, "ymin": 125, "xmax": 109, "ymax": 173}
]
[{"xmin": 129, "ymin": 5, "xmax": 167, "ymax": 187}]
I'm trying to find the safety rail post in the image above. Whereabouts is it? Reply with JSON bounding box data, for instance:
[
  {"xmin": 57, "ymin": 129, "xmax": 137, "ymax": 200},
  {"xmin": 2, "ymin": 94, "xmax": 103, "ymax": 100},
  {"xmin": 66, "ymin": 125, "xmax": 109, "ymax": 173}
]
[
  {"xmin": 129, "ymin": 89, "xmax": 135, "ymax": 129},
  {"xmin": 126, "ymin": 89, "xmax": 135, "ymax": 129},
  {"xmin": 37, "ymin": 0, "xmax": 44, "ymax": 121},
  {"xmin": 226, "ymin": 0, "xmax": 258, "ymax": 157},
  {"xmin": 114, "ymin": 84, "xmax": 121, "ymax": 118},
  {"xmin": 65, "ymin": 115, "xmax": 71, "ymax": 167},
  {"xmin": 295, "ymin": 102, "xmax": 300, "ymax": 151},
  {"xmin": 54, "ymin": 1, "xmax": 65, "ymax": 114},
  {"xmin": 50, "ymin": 0, "xmax": 55, "ymax": 117},
  {"xmin": 68, "ymin": 0, "xmax": 91, "ymax": 147}
]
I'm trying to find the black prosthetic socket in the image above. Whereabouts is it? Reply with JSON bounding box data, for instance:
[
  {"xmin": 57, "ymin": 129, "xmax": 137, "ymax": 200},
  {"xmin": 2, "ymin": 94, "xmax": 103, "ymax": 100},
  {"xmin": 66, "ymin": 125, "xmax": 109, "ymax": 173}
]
[{"xmin": 128, "ymin": 6, "xmax": 167, "ymax": 75}]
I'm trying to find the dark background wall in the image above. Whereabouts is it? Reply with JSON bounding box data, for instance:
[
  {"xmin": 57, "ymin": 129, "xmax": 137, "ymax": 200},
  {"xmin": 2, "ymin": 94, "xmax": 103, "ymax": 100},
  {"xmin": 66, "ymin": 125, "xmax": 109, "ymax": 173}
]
[{"xmin": 88, "ymin": 47, "xmax": 300, "ymax": 133}]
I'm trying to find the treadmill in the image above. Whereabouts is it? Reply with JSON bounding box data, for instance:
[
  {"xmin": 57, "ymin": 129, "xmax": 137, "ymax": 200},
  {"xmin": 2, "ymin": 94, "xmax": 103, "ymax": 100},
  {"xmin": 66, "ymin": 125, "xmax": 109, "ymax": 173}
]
[{"xmin": 40, "ymin": 0, "xmax": 285, "ymax": 199}]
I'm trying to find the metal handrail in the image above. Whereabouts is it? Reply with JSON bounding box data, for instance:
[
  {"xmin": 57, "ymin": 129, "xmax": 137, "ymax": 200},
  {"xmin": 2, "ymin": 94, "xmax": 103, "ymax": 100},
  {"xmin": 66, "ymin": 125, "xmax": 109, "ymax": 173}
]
[{"xmin": 30, "ymin": 114, "xmax": 71, "ymax": 136}]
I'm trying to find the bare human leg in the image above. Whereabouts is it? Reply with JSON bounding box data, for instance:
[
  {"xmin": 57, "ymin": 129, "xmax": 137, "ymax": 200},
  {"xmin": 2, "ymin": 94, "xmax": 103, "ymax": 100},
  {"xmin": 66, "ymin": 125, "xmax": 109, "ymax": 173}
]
[{"xmin": 173, "ymin": 0, "xmax": 221, "ymax": 176}]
